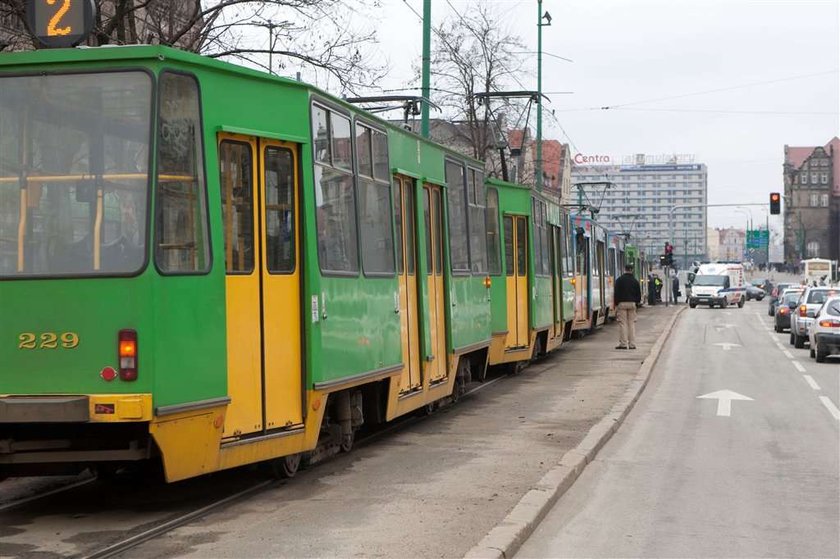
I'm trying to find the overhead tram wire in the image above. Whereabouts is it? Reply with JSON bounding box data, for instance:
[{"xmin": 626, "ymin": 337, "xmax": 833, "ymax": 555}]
[{"xmin": 401, "ymin": 0, "xmax": 583, "ymax": 154}]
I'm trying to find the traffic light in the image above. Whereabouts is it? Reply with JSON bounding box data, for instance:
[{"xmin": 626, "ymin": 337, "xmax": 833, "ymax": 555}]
[{"xmin": 770, "ymin": 192, "xmax": 781, "ymax": 215}]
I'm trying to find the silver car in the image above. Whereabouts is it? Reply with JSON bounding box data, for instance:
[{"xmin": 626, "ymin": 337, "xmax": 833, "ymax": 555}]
[
  {"xmin": 808, "ymin": 297, "xmax": 840, "ymax": 362},
  {"xmin": 790, "ymin": 287, "xmax": 840, "ymax": 348}
]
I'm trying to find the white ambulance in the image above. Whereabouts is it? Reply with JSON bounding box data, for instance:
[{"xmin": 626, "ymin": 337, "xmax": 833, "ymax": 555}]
[{"xmin": 689, "ymin": 262, "xmax": 747, "ymax": 309}]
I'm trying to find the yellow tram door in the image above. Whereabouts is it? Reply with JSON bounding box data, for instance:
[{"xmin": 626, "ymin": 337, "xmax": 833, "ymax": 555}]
[
  {"xmin": 218, "ymin": 134, "xmax": 302, "ymax": 439},
  {"xmin": 219, "ymin": 135, "xmax": 262, "ymax": 437},
  {"xmin": 422, "ymin": 185, "xmax": 447, "ymax": 383},
  {"xmin": 259, "ymin": 141, "xmax": 303, "ymax": 430},
  {"xmin": 504, "ymin": 215, "xmax": 529, "ymax": 349},
  {"xmin": 394, "ymin": 176, "xmax": 422, "ymax": 393}
]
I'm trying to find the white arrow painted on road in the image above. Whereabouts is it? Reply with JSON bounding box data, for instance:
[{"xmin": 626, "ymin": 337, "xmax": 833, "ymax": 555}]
[
  {"xmin": 713, "ymin": 342, "xmax": 741, "ymax": 351},
  {"xmin": 697, "ymin": 390, "xmax": 754, "ymax": 417}
]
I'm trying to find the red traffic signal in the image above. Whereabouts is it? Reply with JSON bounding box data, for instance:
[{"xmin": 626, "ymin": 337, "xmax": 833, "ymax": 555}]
[{"xmin": 770, "ymin": 192, "xmax": 781, "ymax": 215}]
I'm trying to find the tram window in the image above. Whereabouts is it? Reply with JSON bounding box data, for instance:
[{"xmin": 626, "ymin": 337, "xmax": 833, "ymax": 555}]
[
  {"xmin": 312, "ymin": 104, "xmax": 330, "ymax": 164},
  {"xmin": 565, "ymin": 225, "xmax": 574, "ymax": 275},
  {"xmin": 446, "ymin": 160, "xmax": 469, "ymax": 273},
  {"xmin": 264, "ymin": 146, "xmax": 295, "ymax": 274},
  {"xmin": 433, "ymin": 190, "xmax": 442, "ymax": 275},
  {"xmin": 608, "ymin": 247, "xmax": 617, "ymax": 278},
  {"xmin": 314, "ymin": 165, "xmax": 358, "ymax": 273},
  {"xmin": 596, "ymin": 241, "xmax": 605, "ymax": 276},
  {"xmin": 424, "ymin": 190, "xmax": 432, "ymax": 275},
  {"xmin": 486, "ymin": 188, "xmax": 501, "ymax": 275},
  {"xmin": 532, "ymin": 200, "xmax": 542, "ymax": 275},
  {"xmin": 372, "ymin": 129, "xmax": 390, "ymax": 181},
  {"xmin": 468, "ymin": 169, "xmax": 487, "ymax": 274},
  {"xmin": 504, "ymin": 216, "xmax": 514, "ymax": 276},
  {"xmin": 394, "ymin": 179, "xmax": 404, "ymax": 274},
  {"xmin": 404, "ymin": 183, "xmax": 416, "ymax": 275},
  {"xmin": 553, "ymin": 226, "xmax": 563, "ymax": 275},
  {"xmin": 358, "ymin": 178, "xmax": 395, "ymax": 275},
  {"xmin": 516, "ymin": 218, "xmax": 527, "ymax": 277},
  {"xmin": 155, "ymin": 72, "xmax": 210, "ymax": 275},
  {"xmin": 356, "ymin": 124, "xmax": 373, "ymax": 178},
  {"xmin": 541, "ymin": 204, "xmax": 549, "ymax": 275},
  {"xmin": 331, "ymin": 113, "xmax": 352, "ymax": 172},
  {"xmin": 219, "ymin": 140, "xmax": 254, "ymax": 274},
  {"xmin": 0, "ymin": 71, "xmax": 151, "ymax": 278}
]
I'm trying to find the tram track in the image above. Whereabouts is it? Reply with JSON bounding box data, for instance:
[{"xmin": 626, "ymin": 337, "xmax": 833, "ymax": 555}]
[
  {"xmin": 84, "ymin": 374, "xmax": 510, "ymax": 559},
  {"xmin": 2, "ymin": 373, "xmax": 510, "ymax": 559},
  {"xmin": 0, "ymin": 474, "xmax": 97, "ymax": 513}
]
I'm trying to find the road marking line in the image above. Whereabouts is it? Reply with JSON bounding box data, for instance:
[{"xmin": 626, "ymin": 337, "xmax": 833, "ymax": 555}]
[
  {"xmin": 793, "ymin": 361, "xmax": 807, "ymax": 373},
  {"xmin": 819, "ymin": 396, "xmax": 840, "ymax": 421},
  {"xmin": 802, "ymin": 374, "xmax": 819, "ymax": 390},
  {"xmin": 782, "ymin": 350, "xmax": 795, "ymax": 359}
]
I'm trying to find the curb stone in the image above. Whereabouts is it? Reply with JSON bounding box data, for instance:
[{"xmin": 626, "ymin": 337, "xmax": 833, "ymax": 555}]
[{"xmin": 463, "ymin": 306, "xmax": 687, "ymax": 559}]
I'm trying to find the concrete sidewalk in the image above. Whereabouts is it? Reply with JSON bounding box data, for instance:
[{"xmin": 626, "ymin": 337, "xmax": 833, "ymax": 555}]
[{"xmin": 128, "ymin": 305, "xmax": 683, "ymax": 559}]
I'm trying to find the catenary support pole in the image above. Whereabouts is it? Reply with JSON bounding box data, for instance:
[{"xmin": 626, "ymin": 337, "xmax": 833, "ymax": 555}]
[
  {"xmin": 420, "ymin": 0, "xmax": 432, "ymax": 139},
  {"xmin": 536, "ymin": 0, "xmax": 543, "ymax": 191}
]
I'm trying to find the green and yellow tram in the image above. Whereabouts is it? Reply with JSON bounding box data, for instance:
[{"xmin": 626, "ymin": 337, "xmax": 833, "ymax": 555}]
[
  {"xmin": 0, "ymin": 45, "xmax": 495, "ymax": 482},
  {"xmin": 0, "ymin": 44, "xmax": 639, "ymax": 483},
  {"xmin": 485, "ymin": 180, "xmax": 575, "ymax": 367}
]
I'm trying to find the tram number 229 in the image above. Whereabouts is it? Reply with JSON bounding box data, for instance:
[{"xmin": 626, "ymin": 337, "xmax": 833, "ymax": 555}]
[{"xmin": 18, "ymin": 332, "xmax": 79, "ymax": 350}]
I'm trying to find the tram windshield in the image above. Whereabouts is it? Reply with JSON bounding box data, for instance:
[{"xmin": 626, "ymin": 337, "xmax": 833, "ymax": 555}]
[{"xmin": 0, "ymin": 71, "xmax": 152, "ymax": 277}]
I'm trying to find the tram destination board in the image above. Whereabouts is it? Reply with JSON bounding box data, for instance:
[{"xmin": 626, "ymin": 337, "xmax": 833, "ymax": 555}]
[{"xmin": 25, "ymin": 0, "xmax": 96, "ymax": 48}]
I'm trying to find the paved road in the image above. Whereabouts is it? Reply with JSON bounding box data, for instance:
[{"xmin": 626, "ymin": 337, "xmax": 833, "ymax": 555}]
[{"xmin": 518, "ymin": 300, "xmax": 840, "ymax": 558}]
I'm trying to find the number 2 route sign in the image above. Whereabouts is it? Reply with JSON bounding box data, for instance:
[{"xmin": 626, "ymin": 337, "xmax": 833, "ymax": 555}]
[{"xmin": 25, "ymin": 0, "xmax": 96, "ymax": 48}]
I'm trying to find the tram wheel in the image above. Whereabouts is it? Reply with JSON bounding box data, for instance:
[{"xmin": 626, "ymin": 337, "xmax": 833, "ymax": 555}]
[
  {"xmin": 340, "ymin": 431, "xmax": 355, "ymax": 453},
  {"xmin": 271, "ymin": 454, "xmax": 302, "ymax": 479}
]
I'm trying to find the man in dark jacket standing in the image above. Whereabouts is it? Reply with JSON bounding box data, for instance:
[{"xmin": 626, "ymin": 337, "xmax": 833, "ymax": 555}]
[{"xmin": 615, "ymin": 264, "xmax": 642, "ymax": 349}]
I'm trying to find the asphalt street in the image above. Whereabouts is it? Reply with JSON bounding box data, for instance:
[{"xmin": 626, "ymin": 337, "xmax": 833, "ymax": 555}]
[{"xmin": 517, "ymin": 299, "xmax": 840, "ymax": 558}]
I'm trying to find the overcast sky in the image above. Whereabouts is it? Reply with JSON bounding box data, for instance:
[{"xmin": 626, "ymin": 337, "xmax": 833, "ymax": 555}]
[{"xmin": 366, "ymin": 0, "xmax": 840, "ymax": 230}]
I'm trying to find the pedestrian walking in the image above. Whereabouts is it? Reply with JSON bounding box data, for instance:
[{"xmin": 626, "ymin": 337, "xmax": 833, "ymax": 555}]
[
  {"xmin": 654, "ymin": 274, "xmax": 663, "ymax": 303},
  {"xmin": 671, "ymin": 273, "xmax": 680, "ymax": 304},
  {"xmin": 648, "ymin": 273, "xmax": 657, "ymax": 305},
  {"xmin": 614, "ymin": 264, "xmax": 642, "ymax": 350}
]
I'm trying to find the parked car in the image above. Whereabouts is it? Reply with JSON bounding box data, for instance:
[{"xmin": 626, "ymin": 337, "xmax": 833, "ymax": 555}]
[
  {"xmin": 774, "ymin": 289, "xmax": 804, "ymax": 333},
  {"xmin": 790, "ymin": 287, "xmax": 840, "ymax": 348},
  {"xmin": 808, "ymin": 297, "xmax": 840, "ymax": 362},
  {"xmin": 768, "ymin": 282, "xmax": 794, "ymax": 316},
  {"xmin": 746, "ymin": 284, "xmax": 766, "ymax": 301}
]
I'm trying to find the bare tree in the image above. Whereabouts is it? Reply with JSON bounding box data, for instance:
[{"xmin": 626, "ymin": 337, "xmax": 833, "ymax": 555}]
[
  {"xmin": 427, "ymin": 2, "xmax": 528, "ymax": 173},
  {"xmin": 0, "ymin": 0, "xmax": 385, "ymax": 92}
]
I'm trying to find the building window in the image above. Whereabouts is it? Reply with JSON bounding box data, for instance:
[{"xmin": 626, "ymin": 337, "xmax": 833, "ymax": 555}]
[
  {"xmin": 801, "ymin": 173, "xmax": 808, "ymax": 185},
  {"xmin": 821, "ymin": 173, "xmax": 829, "ymax": 184},
  {"xmin": 811, "ymin": 172, "xmax": 818, "ymax": 184},
  {"xmin": 810, "ymin": 194, "xmax": 820, "ymax": 207},
  {"xmin": 806, "ymin": 240, "xmax": 820, "ymax": 258},
  {"xmin": 821, "ymin": 194, "xmax": 829, "ymax": 207}
]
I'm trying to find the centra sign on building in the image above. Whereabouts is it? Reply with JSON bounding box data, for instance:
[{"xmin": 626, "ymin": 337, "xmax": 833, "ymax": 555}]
[{"xmin": 573, "ymin": 154, "xmax": 612, "ymax": 164}]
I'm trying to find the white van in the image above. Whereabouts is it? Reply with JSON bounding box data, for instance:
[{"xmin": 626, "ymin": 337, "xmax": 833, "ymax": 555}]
[{"xmin": 689, "ymin": 263, "xmax": 746, "ymax": 309}]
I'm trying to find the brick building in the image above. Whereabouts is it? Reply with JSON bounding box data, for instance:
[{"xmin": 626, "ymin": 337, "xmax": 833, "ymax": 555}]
[{"xmin": 783, "ymin": 138, "xmax": 840, "ymax": 263}]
